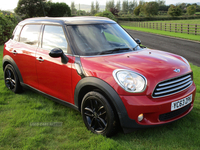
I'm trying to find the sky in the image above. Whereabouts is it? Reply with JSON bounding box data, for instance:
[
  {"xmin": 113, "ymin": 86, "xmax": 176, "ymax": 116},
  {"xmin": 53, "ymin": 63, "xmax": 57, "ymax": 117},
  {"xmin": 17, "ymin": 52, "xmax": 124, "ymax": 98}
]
[{"xmin": 0, "ymin": 0, "xmax": 200, "ymax": 11}]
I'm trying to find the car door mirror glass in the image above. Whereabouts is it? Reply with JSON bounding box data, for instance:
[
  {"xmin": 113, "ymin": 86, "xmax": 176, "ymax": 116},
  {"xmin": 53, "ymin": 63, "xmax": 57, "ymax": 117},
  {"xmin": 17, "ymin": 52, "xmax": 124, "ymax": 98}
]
[{"xmin": 135, "ymin": 38, "xmax": 141, "ymax": 45}]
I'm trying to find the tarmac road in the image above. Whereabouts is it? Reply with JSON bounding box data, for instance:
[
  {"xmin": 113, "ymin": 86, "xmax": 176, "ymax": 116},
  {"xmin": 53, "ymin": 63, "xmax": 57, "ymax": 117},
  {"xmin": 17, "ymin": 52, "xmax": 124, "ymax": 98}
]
[{"xmin": 126, "ymin": 29, "xmax": 200, "ymax": 67}]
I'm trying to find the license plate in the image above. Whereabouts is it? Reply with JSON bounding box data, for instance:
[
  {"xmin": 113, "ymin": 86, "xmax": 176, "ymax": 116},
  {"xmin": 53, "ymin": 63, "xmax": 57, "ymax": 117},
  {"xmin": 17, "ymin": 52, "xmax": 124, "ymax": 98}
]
[{"xmin": 171, "ymin": 94, "xmax": 192, "ymax": 111}]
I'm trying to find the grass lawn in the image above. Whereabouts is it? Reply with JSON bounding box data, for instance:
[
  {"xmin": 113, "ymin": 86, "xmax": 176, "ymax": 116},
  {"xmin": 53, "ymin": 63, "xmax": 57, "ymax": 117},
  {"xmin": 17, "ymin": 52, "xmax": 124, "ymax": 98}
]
[
  {"xmin": 122, "ymin": 25, "xmax": 200, "ymax": 42},
  {"xmin": 0, "ymin": 45, "xmax": 200, "ymax": 149}
]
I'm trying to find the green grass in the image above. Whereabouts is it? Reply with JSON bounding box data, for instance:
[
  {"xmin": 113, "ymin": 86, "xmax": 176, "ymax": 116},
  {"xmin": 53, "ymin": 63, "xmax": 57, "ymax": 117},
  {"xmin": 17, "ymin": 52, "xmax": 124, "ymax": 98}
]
[
  {"xmin": 0, "ymin": 45, "xmax": 200, "ymax": 149},
  {"xmin": 122, "ymin": 25, "xmax": 200, "ymax": 42}
]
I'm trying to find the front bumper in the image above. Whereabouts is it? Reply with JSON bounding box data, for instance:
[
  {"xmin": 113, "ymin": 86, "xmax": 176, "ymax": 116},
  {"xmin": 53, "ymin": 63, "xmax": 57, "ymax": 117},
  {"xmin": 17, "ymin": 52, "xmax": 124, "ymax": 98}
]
[{"xmin": 119, "ymin": 82, "xmax": 196, "ymax": 132}]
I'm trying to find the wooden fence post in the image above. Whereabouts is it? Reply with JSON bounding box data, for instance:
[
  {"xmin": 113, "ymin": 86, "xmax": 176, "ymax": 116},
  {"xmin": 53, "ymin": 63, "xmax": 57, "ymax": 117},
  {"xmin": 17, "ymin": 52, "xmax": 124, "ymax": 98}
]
[
  {"xmin": 188, "ymin": 24, "xmax": 189, "ymax": 34},
  {"xmin": 165, "ymin": 23, "xmax": 166, "ymax": 31},
  {"xmin": 175, "ymin": 24, "xmax": 177, "ymax": 33},
  {"xmin": 181, "ymin": 24, "xmax": 182, "ymax": 33},
  {"xmin": 195, "ymin": 24, "xmax": 197, "ymax": 35},
  {"xmin": 160, "ymin": 23, "xmax": 162, "ymax": 30},
  {"xmin": 170, "ymin": 23, "xmax": 171, "ymax": 32}
]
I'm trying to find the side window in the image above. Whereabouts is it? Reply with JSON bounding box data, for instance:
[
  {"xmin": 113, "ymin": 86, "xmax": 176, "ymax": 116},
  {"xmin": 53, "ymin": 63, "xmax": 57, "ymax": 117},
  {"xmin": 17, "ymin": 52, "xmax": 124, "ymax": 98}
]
[
  {"xmin": 12, "ymin": 25, "xmax": 22, "ymax": 41},
  {"xmin": 42, "ymin": 25, "xmax": 68, "ymax": 53},
  {"xmin": 20, "ymin": 25, "xmax": 41, "ymax": 47}
]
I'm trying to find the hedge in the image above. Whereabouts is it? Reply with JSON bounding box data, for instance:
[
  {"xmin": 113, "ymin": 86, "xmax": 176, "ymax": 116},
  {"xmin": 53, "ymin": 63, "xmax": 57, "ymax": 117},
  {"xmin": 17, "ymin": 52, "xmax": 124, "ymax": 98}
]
[
  {"xmin": 0, "ymin": 11, "xmax": 19, "ymax": 45},
  {"xmin": 117, "ymin": 15, "xmax": 200, "ymax": 22}
]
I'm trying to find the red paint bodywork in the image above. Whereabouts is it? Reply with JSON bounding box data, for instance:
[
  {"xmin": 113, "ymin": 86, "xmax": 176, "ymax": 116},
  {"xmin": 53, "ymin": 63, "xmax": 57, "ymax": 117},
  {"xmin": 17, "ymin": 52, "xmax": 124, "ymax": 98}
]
[{"xmin": 3, "ymin": 34, "xmax": 196, "ymax": 128}]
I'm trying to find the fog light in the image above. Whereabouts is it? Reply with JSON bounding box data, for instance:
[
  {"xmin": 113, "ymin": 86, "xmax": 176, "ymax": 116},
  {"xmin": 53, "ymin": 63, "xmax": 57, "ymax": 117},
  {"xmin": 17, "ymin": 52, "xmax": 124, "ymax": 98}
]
[{"xmin": 138, "ymin": 114, "xmax": 144, "ymax": 122}]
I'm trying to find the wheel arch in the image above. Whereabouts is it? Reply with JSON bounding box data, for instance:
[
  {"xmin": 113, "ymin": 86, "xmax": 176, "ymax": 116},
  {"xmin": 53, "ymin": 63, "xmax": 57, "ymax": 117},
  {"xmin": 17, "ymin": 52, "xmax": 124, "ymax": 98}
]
[
  {"xmin": 2, "ymin": 55, "xmax": 23, "ymax": 83},
  {"xmin": 74, "ymin": 77, "xmax": 136, "ymax": 129}
]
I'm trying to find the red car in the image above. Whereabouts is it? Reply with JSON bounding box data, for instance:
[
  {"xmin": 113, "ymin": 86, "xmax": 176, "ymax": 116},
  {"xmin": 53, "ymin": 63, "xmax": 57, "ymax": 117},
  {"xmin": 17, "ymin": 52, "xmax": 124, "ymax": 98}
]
[{"xmin": 3, "ymin": 17, "xmax": 196, "ymax": 136}]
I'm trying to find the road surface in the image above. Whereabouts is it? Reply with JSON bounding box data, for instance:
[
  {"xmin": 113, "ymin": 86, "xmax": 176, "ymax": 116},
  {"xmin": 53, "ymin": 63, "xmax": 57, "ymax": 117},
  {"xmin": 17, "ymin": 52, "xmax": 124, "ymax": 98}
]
[{"xmin": 126, "ymin": 29, "xmax": 200, "ymax": 67}]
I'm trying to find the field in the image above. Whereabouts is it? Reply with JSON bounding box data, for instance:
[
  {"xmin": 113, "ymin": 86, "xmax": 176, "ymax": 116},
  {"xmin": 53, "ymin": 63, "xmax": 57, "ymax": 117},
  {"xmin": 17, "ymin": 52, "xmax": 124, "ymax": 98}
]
[
  {"xmin": 0, "ymin": 45, "xmax": 200, "ymax": 150},
  {"xmin": 120, "ymin": 19, "xmax": 200, "ymax": 42},
  {"xmin": 122, "ymin": 25, "xmax": 200, "ymax": 42},
  {"xmin": 145, "ymin": 19, "xmax": 200, "ymax": 24}
]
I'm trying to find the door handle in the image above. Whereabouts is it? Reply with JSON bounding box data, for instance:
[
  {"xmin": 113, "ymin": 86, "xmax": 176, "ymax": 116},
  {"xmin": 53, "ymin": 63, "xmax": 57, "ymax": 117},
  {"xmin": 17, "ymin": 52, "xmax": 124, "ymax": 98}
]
[
  {"xmin": 12, "ymin": 50, "xmax": 17, "ymax": 54},
  {"xmin": 36, "ymin": 57, "xmax": 44, "ymax": 62}
]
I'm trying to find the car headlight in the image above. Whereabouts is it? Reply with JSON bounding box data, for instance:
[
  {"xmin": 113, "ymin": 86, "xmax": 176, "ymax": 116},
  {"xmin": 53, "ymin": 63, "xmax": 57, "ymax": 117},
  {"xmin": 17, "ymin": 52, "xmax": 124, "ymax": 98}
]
[
  {"xmin": 113, "ymin": 69, "xmax": 147, "ymax": 93},
  {"xmin": 181, "ymin": 56, "xmax": 190, "ymax": 66}
]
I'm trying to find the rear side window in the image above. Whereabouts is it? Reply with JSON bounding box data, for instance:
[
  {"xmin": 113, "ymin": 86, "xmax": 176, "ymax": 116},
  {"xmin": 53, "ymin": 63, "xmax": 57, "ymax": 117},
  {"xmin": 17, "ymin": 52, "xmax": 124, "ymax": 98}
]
[
  {"xmin": 42, "ymin": 25, "xmax": 68, "ymax": 53},
  {"xmin": 20, "ymin": 25, "xmax": 41, "ymax": 47},
  {"xmin": 12, "ymin": 25, "xmax": 22, "ymax": 42}
]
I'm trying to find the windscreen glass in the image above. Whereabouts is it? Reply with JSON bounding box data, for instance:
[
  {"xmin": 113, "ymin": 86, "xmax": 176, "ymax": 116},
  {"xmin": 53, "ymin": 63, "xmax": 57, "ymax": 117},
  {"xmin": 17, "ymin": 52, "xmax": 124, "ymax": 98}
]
[{"xmin": 68, "ymin": 23, "xmax": 140, "ymax": 56}]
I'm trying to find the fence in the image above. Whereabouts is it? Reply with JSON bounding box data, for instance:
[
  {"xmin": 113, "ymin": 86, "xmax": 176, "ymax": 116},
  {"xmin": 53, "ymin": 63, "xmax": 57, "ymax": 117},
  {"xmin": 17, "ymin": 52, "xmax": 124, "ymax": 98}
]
[{"xmin": 119, "ymin": 21, "xmax": 200, "ymax": 35}]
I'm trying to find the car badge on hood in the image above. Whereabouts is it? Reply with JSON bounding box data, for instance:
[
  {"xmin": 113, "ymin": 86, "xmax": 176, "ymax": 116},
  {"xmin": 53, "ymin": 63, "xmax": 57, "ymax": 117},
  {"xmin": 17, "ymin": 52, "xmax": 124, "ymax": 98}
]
[{"xmin": 174, "ymin": 69, "xmax": 180, "ymax": 73}]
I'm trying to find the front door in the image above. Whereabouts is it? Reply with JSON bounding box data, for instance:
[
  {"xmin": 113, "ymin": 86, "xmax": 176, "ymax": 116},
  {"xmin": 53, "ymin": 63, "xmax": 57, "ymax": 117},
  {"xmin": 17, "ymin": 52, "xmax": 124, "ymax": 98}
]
[{"xmin": 36, "ymin": 25, "xmax": 73, "ymax": 103}]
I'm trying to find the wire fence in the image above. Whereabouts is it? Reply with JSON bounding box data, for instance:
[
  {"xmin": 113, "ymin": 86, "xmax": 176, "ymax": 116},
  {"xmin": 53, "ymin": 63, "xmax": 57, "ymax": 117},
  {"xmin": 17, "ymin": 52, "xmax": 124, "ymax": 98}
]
[{"xmin": 119, "ymin": 21, "xmax": 200, "ymax": 35}]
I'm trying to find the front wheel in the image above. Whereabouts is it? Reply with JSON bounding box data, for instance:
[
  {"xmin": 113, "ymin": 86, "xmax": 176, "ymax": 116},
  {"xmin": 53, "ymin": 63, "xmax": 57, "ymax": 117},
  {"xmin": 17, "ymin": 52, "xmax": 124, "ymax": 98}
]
[{"xmin": 81, "ymin": 91, "xmax": 117, "ymax": 137}]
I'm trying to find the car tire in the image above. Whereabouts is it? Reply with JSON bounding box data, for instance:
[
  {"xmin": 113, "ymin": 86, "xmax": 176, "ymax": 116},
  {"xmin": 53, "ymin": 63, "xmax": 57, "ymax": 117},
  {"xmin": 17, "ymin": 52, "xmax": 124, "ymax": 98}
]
[
  {"xmin": 81, "ymin": 91, "xmax": 117, "ymax": 137},
  {"xmin": 4, "ymin": 64, "xmax": 22, "ymax": 93}
]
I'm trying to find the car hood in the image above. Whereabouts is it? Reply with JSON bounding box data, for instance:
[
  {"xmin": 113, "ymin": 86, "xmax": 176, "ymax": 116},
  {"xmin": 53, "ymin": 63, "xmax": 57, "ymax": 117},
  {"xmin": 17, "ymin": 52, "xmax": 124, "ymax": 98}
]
[{"xmin": 80, "ymin": 49, "xmax": 192, "ymax": 95}]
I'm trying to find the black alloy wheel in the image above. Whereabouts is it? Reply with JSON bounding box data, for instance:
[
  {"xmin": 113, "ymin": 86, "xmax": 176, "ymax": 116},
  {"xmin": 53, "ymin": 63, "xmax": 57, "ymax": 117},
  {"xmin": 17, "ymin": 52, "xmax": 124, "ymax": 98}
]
[
  {"xmin": 4, "ymin": 64, "xmax": 22, "ymax": 93},
  {"xmin": 81, "ymin": 91, "xmax": 117, "ymax": 137}
]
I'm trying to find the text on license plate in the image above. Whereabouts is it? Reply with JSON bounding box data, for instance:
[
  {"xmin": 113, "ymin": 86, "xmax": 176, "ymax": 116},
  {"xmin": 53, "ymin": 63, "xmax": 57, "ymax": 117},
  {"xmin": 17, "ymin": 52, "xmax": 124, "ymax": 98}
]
[{"xmin": 171, "ymin": 94, "xmax": 192, "ymax": 111}]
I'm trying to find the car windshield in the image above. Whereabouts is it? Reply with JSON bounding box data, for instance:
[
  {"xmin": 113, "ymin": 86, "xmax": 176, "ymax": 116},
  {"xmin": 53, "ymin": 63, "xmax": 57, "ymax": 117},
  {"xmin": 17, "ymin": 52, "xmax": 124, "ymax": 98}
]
[{"xmin": 68, "ymin": 23, "xmax": 140, "ymax": 56}]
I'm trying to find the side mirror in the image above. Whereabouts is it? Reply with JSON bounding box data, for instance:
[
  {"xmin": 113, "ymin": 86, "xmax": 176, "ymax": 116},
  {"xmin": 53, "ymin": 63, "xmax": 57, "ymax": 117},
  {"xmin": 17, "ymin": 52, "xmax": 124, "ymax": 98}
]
[
  {"xmin": 49, "ymin": 48, "xmax": 68, "ymax": 64},
  {"xmin": 135, "ymin": 38, "xmax": 141, "ymax": 45}
]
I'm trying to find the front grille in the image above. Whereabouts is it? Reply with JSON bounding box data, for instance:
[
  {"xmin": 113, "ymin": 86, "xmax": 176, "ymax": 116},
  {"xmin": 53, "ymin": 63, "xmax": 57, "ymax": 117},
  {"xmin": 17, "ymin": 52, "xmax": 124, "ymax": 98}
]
[
  {"xmin": 152, "ymin": 73, "xmax": 193, "ymax": 98},
  {"xmin": 159, "ymin": 103, "xmax": 191, "ymax": 121}
]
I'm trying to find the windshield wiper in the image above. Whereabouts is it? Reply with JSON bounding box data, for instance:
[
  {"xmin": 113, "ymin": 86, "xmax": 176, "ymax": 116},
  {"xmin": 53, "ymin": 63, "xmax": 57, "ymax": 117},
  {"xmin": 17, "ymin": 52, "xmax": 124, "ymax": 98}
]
[{"xmin": 98, "ymin": 47, "xmax": 131, "ymax": 55}]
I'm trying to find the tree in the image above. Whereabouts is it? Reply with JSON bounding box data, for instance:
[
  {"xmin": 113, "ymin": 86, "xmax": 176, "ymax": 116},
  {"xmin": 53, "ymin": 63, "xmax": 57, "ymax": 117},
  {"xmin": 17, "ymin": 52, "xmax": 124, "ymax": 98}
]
[
  {"xmin": 157, "ymin": 0, "xmax": 165, "ymax": 6},
  {"xmin": 128, "ymin": 0, "xmax": 137, "ymax": 14},
  {"xmin": 116, "ymin": 1, "xmax": 121, "ymax": 11},
  {"xmin": 142, "ymin": 2, "xmax": 159, "ymax": 16},
  {"xmin": 134, "ymin": 5, "xmax": 142, "ymax": 16},
  {"xmin": 187, "ymin": 5, "xmax": 196, "ymax": 15},
  {"xmin": 168, "ymin": 5, "xmax": 182, "ymax": 17},
  {"xmin": 122, "ymin": 0, "xmax": 129, "ymax": 13},
  {"xmin": 158, "ymin": 5, "xmax": 170, "ymax": 11},
  {"xmin": 46, "ymin": 2, "xmax": 71, "ymax": 17},
  {"xmin": 15, "ymin": 0, "xmax": 47, "ymax": 19},
  {"xmin": 110, "ymin": 7, "xmax": 119, "ymax": 16},
  {"xmin": 96, "ymin": 1, "xmax": 100, "ymax": 13},
  {"xmin": 91, "ymin": 1, "xmax": 96, "ymax": 15},
  {"xmin": 76, "ymin": 10, "xmax": 87, "ymax": 16},
  {"xmin": 71, "ymin": 2, "xmax": 77, "ymax": 15},
  {"xmin": 95, "ymin": 11, "xmax": 117, "ymax": 22},
  {"xmin": 106, "ymin": 0, "xmax": 115, "ymax": 11}
]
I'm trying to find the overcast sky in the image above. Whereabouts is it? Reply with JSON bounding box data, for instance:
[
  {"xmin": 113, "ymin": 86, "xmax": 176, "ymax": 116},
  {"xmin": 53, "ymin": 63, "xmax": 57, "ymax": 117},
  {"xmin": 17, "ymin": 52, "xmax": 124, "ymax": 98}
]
[{"xmin": 0, "ymin": 0, "xmax": 199, "ymax": 11}]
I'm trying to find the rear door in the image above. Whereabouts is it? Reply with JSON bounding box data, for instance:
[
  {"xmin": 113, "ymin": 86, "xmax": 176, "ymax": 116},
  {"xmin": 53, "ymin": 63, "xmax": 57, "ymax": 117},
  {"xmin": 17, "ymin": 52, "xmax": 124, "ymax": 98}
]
[
  {"xmin": 36, "ymin": 25, "xmax": 74, "ymax": 103},
  {"xmin": 7, "ymin": 24, "xmax": 42, "ymax": 89}
]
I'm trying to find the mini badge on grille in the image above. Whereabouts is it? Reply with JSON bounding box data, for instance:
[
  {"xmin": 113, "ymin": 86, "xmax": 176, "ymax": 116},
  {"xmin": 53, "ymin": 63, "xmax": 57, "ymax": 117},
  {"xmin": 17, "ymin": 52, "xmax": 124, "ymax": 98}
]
[{"xmin": 174, "ymin": 69, "xmax": 180, "ymax": 73}]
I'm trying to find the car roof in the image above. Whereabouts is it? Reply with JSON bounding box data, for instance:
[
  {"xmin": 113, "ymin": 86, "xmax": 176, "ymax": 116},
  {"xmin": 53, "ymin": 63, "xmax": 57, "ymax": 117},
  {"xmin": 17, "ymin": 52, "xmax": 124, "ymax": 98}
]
[{"xmin": 18, "ymin": 16, "xmax": 116, "ymax": 26}]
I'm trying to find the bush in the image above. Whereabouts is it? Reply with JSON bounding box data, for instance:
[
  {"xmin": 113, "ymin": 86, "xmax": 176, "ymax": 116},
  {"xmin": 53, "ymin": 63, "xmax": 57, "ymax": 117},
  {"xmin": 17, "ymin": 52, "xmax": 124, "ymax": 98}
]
[
  {"xmin": 187, "ymin": 5, "xmax": 196, "ymax": 15},
  {"xmin": 168, "ymin": 5, "xmax": 182, "ymax": 17},
  {"xmin": 0, "ymin": 11, "xmax": 19, "ymax": 45},
  {"xmin": 46, "ymin": 2, "xmax": 71, "ymax": 17},
  {"xmin": 95, "ymin": 11, "xmax": 117, "ymax": 22}
]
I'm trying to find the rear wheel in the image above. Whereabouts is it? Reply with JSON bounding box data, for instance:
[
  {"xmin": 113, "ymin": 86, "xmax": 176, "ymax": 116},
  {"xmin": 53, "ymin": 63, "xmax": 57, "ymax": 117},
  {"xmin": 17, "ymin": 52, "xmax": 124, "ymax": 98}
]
[
  {"xmin": 81, "ymin": 91, "xmax": 117, "ymax": 137},
  {"xmin": 4, "ymin": 64, "xmax": 22, "ymax": 93}
]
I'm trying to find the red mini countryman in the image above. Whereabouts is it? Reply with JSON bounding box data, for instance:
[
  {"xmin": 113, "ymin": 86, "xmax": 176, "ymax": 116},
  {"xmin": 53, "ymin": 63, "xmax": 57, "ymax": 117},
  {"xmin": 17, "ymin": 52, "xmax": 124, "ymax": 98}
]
[{"xmin": 3, "ymin": 17, "xmax": 196, "ymax": 136}]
